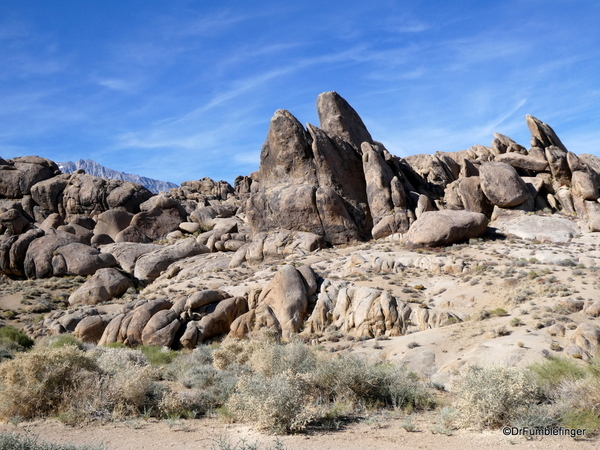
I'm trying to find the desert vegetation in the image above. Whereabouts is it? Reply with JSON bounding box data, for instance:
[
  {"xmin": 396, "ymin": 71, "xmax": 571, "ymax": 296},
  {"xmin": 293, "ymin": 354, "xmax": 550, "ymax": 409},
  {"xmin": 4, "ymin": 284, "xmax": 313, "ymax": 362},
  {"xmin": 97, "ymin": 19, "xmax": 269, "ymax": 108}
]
[
  {"xmin": 0, "ymin": 331, "xmax": 430, "ymax": 433},
  {"xmin": 0, "ymin": 325, "xmax": 599, "ymax": 439}
]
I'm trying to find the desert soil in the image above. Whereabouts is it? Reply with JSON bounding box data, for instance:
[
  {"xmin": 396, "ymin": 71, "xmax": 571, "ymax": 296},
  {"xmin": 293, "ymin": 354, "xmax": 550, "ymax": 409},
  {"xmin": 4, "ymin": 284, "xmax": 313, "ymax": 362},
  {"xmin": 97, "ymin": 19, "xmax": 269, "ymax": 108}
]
[{"xmin": 1, "ymin": 414, "xmax": 598, "ymax": 450}]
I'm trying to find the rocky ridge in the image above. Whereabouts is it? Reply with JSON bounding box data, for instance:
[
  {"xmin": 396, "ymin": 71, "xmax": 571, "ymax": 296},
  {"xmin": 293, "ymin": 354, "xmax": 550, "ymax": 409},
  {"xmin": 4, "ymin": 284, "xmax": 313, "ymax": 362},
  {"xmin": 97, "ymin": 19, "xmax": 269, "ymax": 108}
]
[{"xmin": 2, "ymin": 91, "xmax": 600, "ymax": 381}]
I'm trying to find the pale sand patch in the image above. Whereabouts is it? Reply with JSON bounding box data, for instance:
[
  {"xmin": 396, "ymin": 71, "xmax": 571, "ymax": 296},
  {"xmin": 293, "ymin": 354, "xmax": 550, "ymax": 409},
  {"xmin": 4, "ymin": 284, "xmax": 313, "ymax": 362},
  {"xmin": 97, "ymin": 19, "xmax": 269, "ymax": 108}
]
[{"xmin": 0, "ymin": 415, "xmax": 597, "ymax": 450}]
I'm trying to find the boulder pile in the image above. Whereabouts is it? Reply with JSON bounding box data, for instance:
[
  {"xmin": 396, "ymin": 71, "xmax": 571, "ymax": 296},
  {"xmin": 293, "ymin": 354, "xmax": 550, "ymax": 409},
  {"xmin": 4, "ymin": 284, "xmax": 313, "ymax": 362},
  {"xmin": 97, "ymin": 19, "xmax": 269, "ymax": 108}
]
[{"xmin": 2, "ymin": 91, "xmax": 600, "ymax": 349}]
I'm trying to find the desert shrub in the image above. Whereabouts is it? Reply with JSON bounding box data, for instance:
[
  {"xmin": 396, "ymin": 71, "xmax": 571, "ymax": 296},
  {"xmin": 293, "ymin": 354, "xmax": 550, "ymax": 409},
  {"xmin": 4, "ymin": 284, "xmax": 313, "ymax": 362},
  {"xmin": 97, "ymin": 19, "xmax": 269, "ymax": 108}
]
[
  {"xmin": 489, "ymin": 308, "xmax": 508, "ymax": 317},
  {"xmin": 163, "ymin": 347, "xmax": 240, "ymax": 413},
  {"xmin": 250, "ymin": 341, "xmax": 316, "ymax": 377},
  {"xmin": 0, "ymin": 343, "xmax": 164, "ymax": 422},
  {"xmin": 212, "ymin": 339, "xmax": 267, "ymax": 370},
  {"xmin": 227, "ymin": 371, "xmax": 318, "ymax": 434},
  {"xmin": 313, "ymin": 354, "xmax": 430, "ymax": 410},
  {"xmin": 561, "ymin": 409, "xmax": 600, "ymax": 434},
  {"xmin": 0, "ymin": 326, "xmax": 34, "ymax": 350},
  {"xmin": 45, "ymin": 335, "xmax": 85, "ymax": 350},
  {"xmin": 0, "ymin": 346, "xmax": 99, "ymax": 420},
  {"xmin": 529, "ymin": 356, "xmax": 588, "ymax": 397},
  {"xmin": 171, "ymin": 364, "xmax": 239, "ymax": 411},
  {"xmin": 139, "ymin": 345, "xmax": 178, "ymax": 366},
  {"xmin": 0, "ymin": 432, "xmax": 103, "ymax": 450},
  {"xmin": 100, "ymin": 363, "xmax": 161, "ymax": 419},
  {"xmin": 557, "ymin": 376, "xmax": 600, "ymax": 416},
  {"xmin": 92, "ymin": 347, "xmax": 148, "ymax": 374},
  {"xmin": 164, "ymin": 347, "xmax": 214, "ymax": 381},
  {"xmin": 0, "ymin": 349, "xmax": 12, "ymax": 362},
  {"xmin": 453, "ymin": 365, "xmax": 543, "ymax": 429}
]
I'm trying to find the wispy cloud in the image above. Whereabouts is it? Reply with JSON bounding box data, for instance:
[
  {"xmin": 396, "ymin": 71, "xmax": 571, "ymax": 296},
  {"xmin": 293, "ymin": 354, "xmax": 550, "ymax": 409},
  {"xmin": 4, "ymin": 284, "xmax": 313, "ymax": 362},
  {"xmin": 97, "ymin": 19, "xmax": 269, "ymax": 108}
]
[
  {"xmin": 94, "ymin": 77, "xmax": 143, "ymax": 93},
  {"xmin": 385, "ymin": 17, "xmax": 431, "ymax": 34}
]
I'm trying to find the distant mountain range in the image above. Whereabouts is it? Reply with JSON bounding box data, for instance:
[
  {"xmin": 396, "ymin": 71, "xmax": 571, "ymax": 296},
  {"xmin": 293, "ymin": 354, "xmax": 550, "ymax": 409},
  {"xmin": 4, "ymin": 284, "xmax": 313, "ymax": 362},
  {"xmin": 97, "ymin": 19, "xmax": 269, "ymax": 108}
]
[{"xmin": 58, "ymin": 159, "xmax": 178, "ymax": 194}]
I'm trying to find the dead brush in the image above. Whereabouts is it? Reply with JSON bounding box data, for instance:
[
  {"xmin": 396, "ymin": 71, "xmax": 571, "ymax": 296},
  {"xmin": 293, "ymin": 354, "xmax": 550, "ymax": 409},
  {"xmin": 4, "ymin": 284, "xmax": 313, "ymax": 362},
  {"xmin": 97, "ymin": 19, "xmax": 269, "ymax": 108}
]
[
  {"xmin": 0, "ymin": 345, "xmax": 99, "ymax": 421},
  {"xmin": 453, "ymin": 365, "xmax": 543, "ymax": 429}
]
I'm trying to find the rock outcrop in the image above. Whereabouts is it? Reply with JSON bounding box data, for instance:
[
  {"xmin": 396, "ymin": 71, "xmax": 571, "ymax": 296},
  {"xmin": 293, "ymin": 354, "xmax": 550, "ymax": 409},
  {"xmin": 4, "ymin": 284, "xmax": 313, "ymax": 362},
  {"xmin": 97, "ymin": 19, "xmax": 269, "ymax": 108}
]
[{"xmin": 403, "ymin": 210, "xmax": 489, "ymax": 247}]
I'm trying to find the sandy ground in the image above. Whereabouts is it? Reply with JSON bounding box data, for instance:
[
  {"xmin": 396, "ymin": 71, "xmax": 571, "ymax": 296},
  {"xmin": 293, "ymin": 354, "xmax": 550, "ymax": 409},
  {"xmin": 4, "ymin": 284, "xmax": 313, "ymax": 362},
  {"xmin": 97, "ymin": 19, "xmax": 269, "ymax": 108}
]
[{"xmin": 1, "ymin": 415, "xmax": 598, "ymax": 450}]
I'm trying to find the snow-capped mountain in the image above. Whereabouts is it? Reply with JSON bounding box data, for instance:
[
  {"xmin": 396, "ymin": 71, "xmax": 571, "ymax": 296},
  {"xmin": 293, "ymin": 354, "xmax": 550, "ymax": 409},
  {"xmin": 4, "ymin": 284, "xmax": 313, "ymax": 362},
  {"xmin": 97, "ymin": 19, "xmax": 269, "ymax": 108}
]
[{"xmin": 58, "ymin": 159, "xmax": 178, "ymax": 194}]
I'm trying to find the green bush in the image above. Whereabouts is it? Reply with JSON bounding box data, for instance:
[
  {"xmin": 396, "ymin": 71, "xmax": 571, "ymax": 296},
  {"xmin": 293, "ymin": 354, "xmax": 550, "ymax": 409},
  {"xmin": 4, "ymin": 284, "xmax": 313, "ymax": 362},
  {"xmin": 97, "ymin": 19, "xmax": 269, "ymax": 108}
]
[
  {"xmin": 0, "ymin": 326, "xmax": 34, "ymax": 350},
  {"xmin": 0, "ymin": 433, "xmax": 102, "ymax": 450},
  {"xmin": 529, "ymin": 356, "xmax": 588, "ymax": 396},
  {"xmin": 45, "ymin": 335, "xmax": 84, "ymax": 350},
  {"xmin": 139, "ymin": 345, "xmax": 178, "ymax": 366}
]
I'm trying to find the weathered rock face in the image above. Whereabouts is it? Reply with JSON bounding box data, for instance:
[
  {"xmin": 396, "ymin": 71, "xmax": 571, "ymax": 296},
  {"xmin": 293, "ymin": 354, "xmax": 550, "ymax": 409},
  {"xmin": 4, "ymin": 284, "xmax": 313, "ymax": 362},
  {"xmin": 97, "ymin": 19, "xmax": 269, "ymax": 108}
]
[
  {"xmin": 371, "ymin": 212, "xmax": 410, "ymax": 240},
  {"xmin": 490, "ymin": 212, "xmax": 580, "ymax": 243},
  {"xmin": 231, "ymin": 265, "xmax": 317, "ymax": 339},
  {"xmin": 141, "ymin": 309, "xmax": 181, "ymax": 347},
  {"xmin": 30, "ymin": 176, "xmax": 69, "ymax": 215},
  {"xmin": 176, "ymin": 178, "xmax": 234, "ymax": 201},
  {"xmin": 125, "ymin": 299, "xmax": 173, "ymax": 346},
  {"xmin": 196, "ymin": 296, "xmax": 248, "ymax": 342},
  {"xmin": 245, "ymin": 92, "xmax": 384, "ymax": 246},
  {"xmin": 403, "ymin": 210, "xmax": 489, "ymax": 247},
  {"xmin": 106, "ymin": 181, "xmax": 153, "ymax": 213},
  {"xmin": 545, "ymin": 146, "xmax": 571, "ymax": 187},
  {"xmin": 52, "ymin": 242, "xmax": 117, "ymax": 276},
  {"xmin": 0, "ymin": 157, "xmax": 60, "ymax": 199},
  {"xmin": 68, "ymin": 268, "xmax": 133, "ymax": 306},
  {"xmin": 257, "ymin": 265, "xmax": 309, "ymax": 338},
  {"xmin": 133, "ymin": 238, "xmax": 209, "ymax": 283},
  {"xmin": 362, "ymin": 144, "xmax": 396, "ymax": 224},
  {"xmin": 74, "ymin": 315, "xmax": 107, "ymax": 343},
  {"xmin": 259, "ymin": 109, "xmax": 317, "ymax": 189},
  {"xmin": 100, "ymin": 242, "xmax": 163, "ymax": 274},
  {"xmin": 242, "ymin": 230, "xmax": 325, "ymax": 266},
  {"xmin": 570, "ymin": 323, "xmax": 600, "ymax": 357},
  {"xmin": 445, "ymin": 177, "xmax": 493, "ymax": 217},
  {"xmin": 526, "ymin": 114, "xmax": 568, "ymax": 152},
  {"xmin": 0, "ymin": 208, "xmax": 29, "ymax": 236},
  {"xmin": 24, "ymin": 229, "xmax": 84, "ymax": 278},
  {"xmin": 130, "ymin": 198, "xmax": 187, "ymax": 241},
  {"xmin": 247, "ymin": 185, "xmax": 322, "ymax": 236},
  {"xmin": 53, "ymin": 173, "xmax": 152, "ymax": 222},
  {"xmin": 495, "ymin": 153, "xmax": 549, "ymax": 172},
  {"xmin": 229, "ymin": 303, "xmax": 282, "ymax": 339},
  {"xmin": 479, "ymin": 162, "xmax": 531, "ymax": 208},
  {"xmin": 308, "ymin": 124, "xmax": 371, "ymax": 239},
  {"xmin": 316, "ymin": 91, "xmax": 373, "ymax": 153}
]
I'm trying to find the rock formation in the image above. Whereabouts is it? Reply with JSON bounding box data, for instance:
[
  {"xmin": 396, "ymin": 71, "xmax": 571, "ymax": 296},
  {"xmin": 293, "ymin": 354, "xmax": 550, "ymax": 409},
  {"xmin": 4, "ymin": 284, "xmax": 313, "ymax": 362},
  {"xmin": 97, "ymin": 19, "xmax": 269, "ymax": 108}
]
[{"xmin": 4, "ymin": 90, "xmax": 600, "ymax": 354}]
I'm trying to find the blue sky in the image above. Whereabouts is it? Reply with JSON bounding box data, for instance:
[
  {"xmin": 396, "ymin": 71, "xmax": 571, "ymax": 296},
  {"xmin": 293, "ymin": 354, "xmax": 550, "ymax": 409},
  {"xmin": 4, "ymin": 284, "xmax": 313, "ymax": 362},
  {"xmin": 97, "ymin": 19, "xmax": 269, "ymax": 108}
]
[{"xmin": 1, "ymin": 1, "xmax": 599, "ymax": 185}]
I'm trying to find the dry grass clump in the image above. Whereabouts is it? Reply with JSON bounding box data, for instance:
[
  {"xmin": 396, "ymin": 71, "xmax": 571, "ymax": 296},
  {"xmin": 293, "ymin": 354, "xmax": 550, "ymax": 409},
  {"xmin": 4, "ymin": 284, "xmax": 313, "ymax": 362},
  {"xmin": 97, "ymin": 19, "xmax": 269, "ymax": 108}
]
[
  {"xmin": 0, "ymin": 345, "xmax": 99, "ymax": 421},
  {"xmin": 227, "ymin": 371, "xmax": 319, "ymax": 433},
  {"xmin": 163, "ymin": 347, "xmax": 239, "ymax": 416},
  {"xmin": 212, "ymin": 338, "xmax": 269, "ymax": 370},
  {"xmin": 531, "ymin": 357, "xmax": 600, "ymax": 433},
  {"xmin": 0, "ymin": 344, "xmax": 161, "ymax": 422},
  {"xmin": 100, "ymin": 364, "xmax": 160, "ymax": 419},
  {"xmin": 0, "ymin": 432, "xmax": 102, "ymax": 450},
  {"xmin": 453, "ymin": 365, "xmax": 543, "ymax": 429}
]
